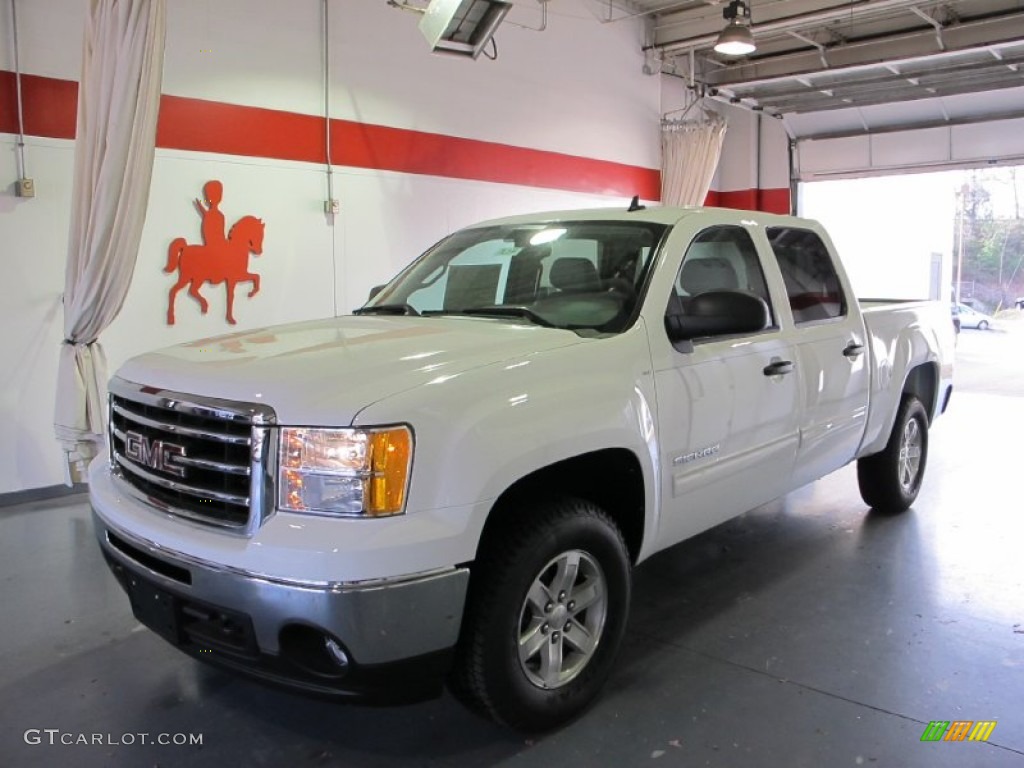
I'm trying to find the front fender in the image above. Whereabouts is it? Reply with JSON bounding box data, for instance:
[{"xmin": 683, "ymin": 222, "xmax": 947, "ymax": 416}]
[{"xmin": 352, "ymin": 321, "xmax": 661, "ymax": 565}]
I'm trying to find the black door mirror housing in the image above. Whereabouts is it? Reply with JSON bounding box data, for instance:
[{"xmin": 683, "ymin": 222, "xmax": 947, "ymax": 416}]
[{"xmin": 665, "ymin": 291, "xmax": 770, "ymax": 342}]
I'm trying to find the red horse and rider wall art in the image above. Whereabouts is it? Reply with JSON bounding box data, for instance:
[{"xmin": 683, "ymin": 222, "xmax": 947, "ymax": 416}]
[{"xmin": 165, "ymin": 180, "xmax": 266, "ymax": 325}]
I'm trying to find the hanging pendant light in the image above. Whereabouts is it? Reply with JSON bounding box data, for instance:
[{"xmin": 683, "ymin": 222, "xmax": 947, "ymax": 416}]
[{"xmin": 714, "ymin": 0, "xmax": 756, "ymax": 56}]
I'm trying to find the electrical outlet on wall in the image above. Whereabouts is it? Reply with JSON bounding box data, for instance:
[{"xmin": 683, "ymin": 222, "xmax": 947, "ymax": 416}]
[{"xmin": 17, "ymin": 178, "xmax": 35, "ymax": 197}]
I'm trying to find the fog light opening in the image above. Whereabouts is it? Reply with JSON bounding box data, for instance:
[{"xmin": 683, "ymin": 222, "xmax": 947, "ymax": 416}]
[{"xmin": 279, "ymin": 624, "xmax": 350, "ymax": 679}]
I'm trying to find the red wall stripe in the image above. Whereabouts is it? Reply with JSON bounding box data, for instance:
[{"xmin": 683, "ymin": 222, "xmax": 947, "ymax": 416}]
[
  {"xmin": 758, "ymin": 188, "xmax": 791, "ymax": 214},
  {"xmin": 156, "ymin": 94, "xmax": 326, "ymax": 164},
  {"xmin": 1, "ymin": 69, "xmax": 789, "ymax": 213},
  {"xmin": 3, "ymin": 70, "xmax": 660, "ymax": 200},
  {"xmin": 332, "ymin": 121, "xmax": 660, "ymax": 198},
  {"xmin": 704, "ymin": 188, "xmax": 791, "ymax": 215},
  {"xmin": 0, "ymin": 71, "xmax": 78, "ymax": 139}
]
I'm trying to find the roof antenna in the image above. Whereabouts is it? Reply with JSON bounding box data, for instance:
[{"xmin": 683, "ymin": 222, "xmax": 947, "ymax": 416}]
[{"xmin": 627, "ymin": 195, "xmax": 646, "ymax": 212}]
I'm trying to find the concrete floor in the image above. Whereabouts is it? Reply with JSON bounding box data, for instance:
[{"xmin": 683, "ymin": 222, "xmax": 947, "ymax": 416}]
[{"xmin": 1, "ymin": 325, "xmax": 1022, "ymax": 767}]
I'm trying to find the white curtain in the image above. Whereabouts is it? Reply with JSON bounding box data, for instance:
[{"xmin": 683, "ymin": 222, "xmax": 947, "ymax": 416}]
[
  {"xmin": 661, "ymin": 113, "xmax": 728, "ymax": 207},
  {"xmin": 54, "ymin": 0, "xmax": 166, "ymax": 484}
]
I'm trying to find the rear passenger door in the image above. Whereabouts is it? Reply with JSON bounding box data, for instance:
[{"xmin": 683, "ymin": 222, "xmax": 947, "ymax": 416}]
[
  {"xmin": 651, "ymin": 225, "xmax": 801, "ymax": 547},
  {"xmin": 764, "ymin": 227, "xmax": 870, "ymax": 487}
]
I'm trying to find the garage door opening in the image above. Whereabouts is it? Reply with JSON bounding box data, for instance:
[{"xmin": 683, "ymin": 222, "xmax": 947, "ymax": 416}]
[
  {"xmin": 799, "ymin": 171, "xmax": 957, "ymax": 301},
  {"xmin": 799, "ymin": 167, "xmax": 1024, "ymax": 310},
  {"xmin": 798, "ymin": 167, "xmax": 1024, "ymax": 398}
]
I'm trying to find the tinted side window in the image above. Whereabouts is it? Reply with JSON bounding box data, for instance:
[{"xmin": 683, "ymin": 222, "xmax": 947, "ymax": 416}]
[
  {"xmin": 767, "ymin": 227, "xmax": 847, "ymax": 324},
  {"xmin": 670, "ymin": 226, "xmax": 774, "ymax": 322}
]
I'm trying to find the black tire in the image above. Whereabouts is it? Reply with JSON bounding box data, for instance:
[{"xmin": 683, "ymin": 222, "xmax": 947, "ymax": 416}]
[
  {"xmin": 978, "ymin": 320, "xmax": 989, "ymax": 331},
  {"xmin": 449, "ymin": 497, "xmax": 631, "ymax": 732},
  {"xmin": 857, "ymin": 395, "xmax": 929, "ymax": 513}
]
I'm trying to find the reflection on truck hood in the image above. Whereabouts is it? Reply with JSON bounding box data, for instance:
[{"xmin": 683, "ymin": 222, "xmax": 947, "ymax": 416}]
[{"xmin": 116, "ymin": 315, "xmax": 584, "ymax": 425}]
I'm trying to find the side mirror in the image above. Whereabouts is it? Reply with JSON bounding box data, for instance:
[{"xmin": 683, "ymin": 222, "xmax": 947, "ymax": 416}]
[
  {"xmin": 665, "ymin": 291, "xmax": 770, "ymax": 342},
  {"xmin": 367, "ymin": 284, "xmax": 386, "ymax": 301}
]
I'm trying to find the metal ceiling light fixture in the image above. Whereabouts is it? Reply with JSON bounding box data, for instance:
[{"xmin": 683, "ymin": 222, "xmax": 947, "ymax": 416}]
[{"xmin": 714, "ymin": 0, "xmax": 756, "ymax": 56}]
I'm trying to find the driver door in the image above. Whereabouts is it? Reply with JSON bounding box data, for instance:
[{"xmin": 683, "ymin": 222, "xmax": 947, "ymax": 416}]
[{"xmin": 651, "ymin": 225, "xmax": 802, "ymax": 547}]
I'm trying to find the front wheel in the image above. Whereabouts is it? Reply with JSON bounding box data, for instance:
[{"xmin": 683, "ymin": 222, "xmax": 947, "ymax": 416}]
[
  {"xmin": 978, "ymin": 320, "xmax": 990, "ymax": 330},
  {"xmin": 857, "ymin": 395, "xmax": 929, "ymax": 513},
  {"xmin": 449, "ymin": 498, "xmax": 631, "ymax": 731}
]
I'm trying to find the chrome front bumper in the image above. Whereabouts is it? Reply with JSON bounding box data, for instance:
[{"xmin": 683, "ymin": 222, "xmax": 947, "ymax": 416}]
[{"xmin": 93, "ymin": 509, "xmax": 469, "ymax": 700}]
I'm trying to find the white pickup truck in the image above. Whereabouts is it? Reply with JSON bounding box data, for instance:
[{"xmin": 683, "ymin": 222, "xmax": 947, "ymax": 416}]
[{"xmin": 91, "ymin": 205, "xmax": 954, "ymax": 731}]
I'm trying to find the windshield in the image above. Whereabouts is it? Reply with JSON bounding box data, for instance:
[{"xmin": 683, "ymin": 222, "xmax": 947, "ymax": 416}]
[{"xmin": 361, "ymin": 220, "xmax": 668, "ymax": 335}]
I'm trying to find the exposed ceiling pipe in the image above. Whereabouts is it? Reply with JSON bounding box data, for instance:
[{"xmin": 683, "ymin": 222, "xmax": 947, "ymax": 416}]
[
  {"xmin": 703, "ymin": 89, "xmax": 781, "ymax": 121},
  {"xmin": 786, "ymin": 30, "xmax": 828, "ymax": 68},
  {"xmin": 649, "ymin": 0, "xmax": 956, "ymax": 54},
  {"xmin": 708, "ymin": 34, "xmax": 1024, "ymax": 95},
  {"xmin": 9, "ymin": 0, "xmax": 28, "ymax": 181},
  {"xmin": 506, "ymin": 0, "xmax": 548, "ymax": 33},
  {"xmin": 386, "ymin": 0, "xmax": 427, "ymax": 14},
  {"xmin": 603, "ymin": 0, "xmax": 708, "ymax": 24},
  {"xmin": 602, "ymin": 0, "xmax": 695, "ymax": 24},
  {"xmin": 323, "ymin": 0, "xmax": 339, "ymax": 317},
  {"xmin": 323, "ymin": 0, "xmax": 334, "ymax": 214},
  {"xmin": 909, "ymin": 5, "xmax": 945, "ymax": 51},
  {"xmin": 655, "ymin": 0, "xmax": 809, "ymax": 32}
]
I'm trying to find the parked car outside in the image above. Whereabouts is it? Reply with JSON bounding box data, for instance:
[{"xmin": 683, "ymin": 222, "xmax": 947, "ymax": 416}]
[{"xmin": 955, "ymin": 303, "xmax": 993, "ymax": 330}]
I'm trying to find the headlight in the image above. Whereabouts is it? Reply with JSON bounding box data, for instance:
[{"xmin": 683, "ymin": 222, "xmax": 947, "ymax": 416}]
[{"xmin": 278, "ymin": 426, "xmax": 413, "ymax": 517}]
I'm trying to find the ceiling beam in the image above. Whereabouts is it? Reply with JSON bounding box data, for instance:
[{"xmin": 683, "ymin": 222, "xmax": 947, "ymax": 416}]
[
  {"xmin": 649, "ymin": 0, "xmax": 949, "ymax": 53},
  {"xmin": 698, "ymin": 11, "xmax": 1024, "ymax": 86},
  {"xmin": 602, "ymin": 0, "xmax": 706, "ymax": 24}
]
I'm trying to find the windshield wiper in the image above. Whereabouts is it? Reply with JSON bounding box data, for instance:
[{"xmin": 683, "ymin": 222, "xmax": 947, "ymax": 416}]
[
  {"xmin": 353, "ymin": 303, "xmax": 420, "ymax": 317},
  {"xmin": 458, "ymin": 306, "xmax": 555, "ymax": 328}
]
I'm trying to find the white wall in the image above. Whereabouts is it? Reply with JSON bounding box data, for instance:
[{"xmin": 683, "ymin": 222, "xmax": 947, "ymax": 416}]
[
  {"xmin": 0, "ymin": 0, "xmax": 660, "ymax": 494},
  {"xmin": 712, "ymin": 103, "xmax": 790, "ymax": 206}
]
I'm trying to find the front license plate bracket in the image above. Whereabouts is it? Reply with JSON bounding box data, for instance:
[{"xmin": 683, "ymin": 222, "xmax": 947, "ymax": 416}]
[{"xmin": 127, "ymin": 576, "xmax": 181, "ymax": 645}]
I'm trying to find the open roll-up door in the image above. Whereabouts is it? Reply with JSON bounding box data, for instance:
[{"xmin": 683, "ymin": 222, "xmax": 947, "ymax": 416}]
[{"xmin": 793, "ymin": 89, "xmax": 1024, "ymax": 182}]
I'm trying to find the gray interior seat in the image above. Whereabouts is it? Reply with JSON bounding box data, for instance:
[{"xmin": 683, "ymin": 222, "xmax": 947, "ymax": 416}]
[
  {"xmin": 549, "ymin": 257, "xmax": 601, "ymax": 293},
  {"xmin": 679, "ymin": 257, "xmax": 739, "ymax": 295}
]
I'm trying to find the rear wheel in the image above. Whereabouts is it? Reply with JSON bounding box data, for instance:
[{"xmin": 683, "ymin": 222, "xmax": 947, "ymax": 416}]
[
  {"xmin": 857, "ymin": 395, "xmax": 929, "ymax": 513},
  {"xmin": 449, "ymin": 498, "xmax": 631, "ymax": 732}
]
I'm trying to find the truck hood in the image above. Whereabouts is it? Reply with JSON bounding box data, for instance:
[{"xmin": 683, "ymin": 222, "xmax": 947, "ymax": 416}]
[{"xmin": 115, "ymin": 315, "xmax": 584, "ymax": 425}]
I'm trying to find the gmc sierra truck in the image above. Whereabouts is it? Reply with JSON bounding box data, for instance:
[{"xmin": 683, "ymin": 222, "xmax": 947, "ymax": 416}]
[{"xmin": 90, "ymin": 206, "xmax": 954, "ymax": 731}]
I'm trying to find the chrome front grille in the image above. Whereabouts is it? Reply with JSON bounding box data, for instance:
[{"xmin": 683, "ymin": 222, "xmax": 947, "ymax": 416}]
[{"xmin": 108, "ymin": 377, "xmax": 276, "ymax": 533}]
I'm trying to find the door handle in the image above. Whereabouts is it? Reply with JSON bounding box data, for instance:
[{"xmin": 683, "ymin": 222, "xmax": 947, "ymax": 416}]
[
  {"xmin": 763, "ymin": 360, "xmax": 794, "ymax": 377},
  {"xmin": 843, "ymin": 342, "xmax": 865, "ymax": 358}
]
